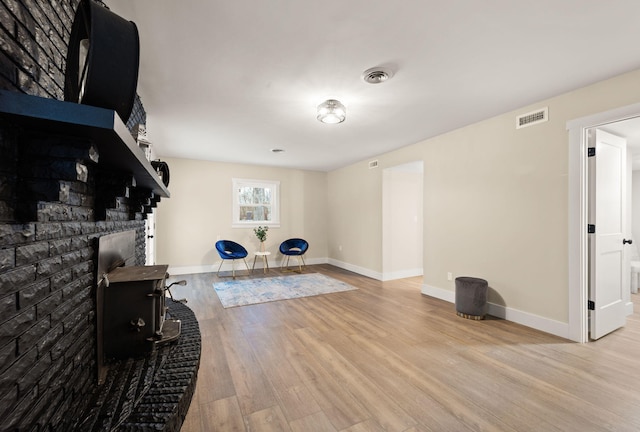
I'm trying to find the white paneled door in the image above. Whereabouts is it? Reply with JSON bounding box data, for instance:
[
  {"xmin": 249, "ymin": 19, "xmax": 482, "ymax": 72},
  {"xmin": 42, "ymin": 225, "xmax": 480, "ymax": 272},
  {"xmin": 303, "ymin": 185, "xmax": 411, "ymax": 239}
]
[
  {"xmin": 145, "ymin": 212, "xmax": 156, "ymax": 266},
  {"xmin": 588, "ymin": 128, "xmax": 628, "ymax": 340}
]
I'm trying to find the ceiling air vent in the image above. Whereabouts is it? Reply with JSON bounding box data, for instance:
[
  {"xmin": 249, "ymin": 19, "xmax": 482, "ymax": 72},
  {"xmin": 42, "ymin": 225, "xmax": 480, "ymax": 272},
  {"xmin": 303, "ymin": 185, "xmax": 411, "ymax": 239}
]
[
  {"xmin": 516, "ymin": 107, "xmax": 548, "ymax": 129},
  {"xmin": 362, "ymin": 67, "xmax": 393, "ymax": 84},
  {"xmin": 369, "ymin": 160, "xmax": 379, "ymax": 169}
]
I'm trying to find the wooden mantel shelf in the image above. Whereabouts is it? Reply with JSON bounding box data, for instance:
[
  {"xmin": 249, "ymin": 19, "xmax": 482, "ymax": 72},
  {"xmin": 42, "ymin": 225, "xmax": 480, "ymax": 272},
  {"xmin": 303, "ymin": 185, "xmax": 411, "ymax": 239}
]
[{"xmin": 0, "ymin": 90, "xmax": 169, "ymax": 198}]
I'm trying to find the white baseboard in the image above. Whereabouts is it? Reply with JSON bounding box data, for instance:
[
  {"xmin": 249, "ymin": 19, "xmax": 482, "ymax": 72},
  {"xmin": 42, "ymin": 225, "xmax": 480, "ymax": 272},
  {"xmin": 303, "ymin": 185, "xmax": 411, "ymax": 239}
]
[
  {"xmin": 382, "ymin": 268, "xmax": 423, "ymax": 282},
  {"xmin": 422, "ymin": 284, "xmax": 570, "ymax": 339},
  {"xmin": 168, "ymin": 257, "xmax": 329, "ymax": 276},
  {"xmin": 292, "ymin": 257, "xmax": 328, "ymax": 266},
  {"xmin": 626, "ymin": 301, "xmax": 634, "ymax": 316},
  {"xmin": 167, "ymin": 262, "xmax": 219, "ymax": 276},
  {"xmin": 327, "ymin": 258, "xmax": 383, "ymax": 281},
  {"xmin": 487, "ymin": 302, "xmax": 570, "ymax": 339},
  {"xmin": 422, "ymin": 284, "xmax": 455, "ymax": 302},
  {"xmin": 170, "ymin": 258, "xmax": 378, "ymax": 279},
  {"xmin": 273, "ymin": 257, "xmax": 328, "ymax": 270},
  {"xmin": 167, "ymin": 264, "xmax": 216, "ymax": 275}
]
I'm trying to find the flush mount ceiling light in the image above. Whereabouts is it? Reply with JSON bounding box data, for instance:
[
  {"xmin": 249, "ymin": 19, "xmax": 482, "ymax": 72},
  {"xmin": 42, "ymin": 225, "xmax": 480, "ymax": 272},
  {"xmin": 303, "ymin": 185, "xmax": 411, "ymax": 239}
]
[
  {"xmin": 317, "ymin": 99, "xmax": 346, "ymax": 124},
  {"xmin": 362, "ymin": 67, "xmax": 394, "ymax": 84}
]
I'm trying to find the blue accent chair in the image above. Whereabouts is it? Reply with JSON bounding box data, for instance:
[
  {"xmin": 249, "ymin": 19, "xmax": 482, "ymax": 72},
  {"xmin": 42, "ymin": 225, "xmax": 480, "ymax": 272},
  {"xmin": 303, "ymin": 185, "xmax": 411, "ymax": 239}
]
[
  {"xmin": 279, "ymin": 238, "xmax": 309, "ymax": 272},
  {"xmin": 215, "ymin": 240, "xmax": 250, "ymax": 279}
]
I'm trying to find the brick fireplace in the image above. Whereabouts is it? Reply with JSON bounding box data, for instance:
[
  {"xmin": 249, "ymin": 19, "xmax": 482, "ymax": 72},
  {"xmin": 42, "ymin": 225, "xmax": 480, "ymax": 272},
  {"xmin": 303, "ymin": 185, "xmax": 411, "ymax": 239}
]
[{"xmin": 0, "ymin": 1, "xmax": 199, "ymax": 430}]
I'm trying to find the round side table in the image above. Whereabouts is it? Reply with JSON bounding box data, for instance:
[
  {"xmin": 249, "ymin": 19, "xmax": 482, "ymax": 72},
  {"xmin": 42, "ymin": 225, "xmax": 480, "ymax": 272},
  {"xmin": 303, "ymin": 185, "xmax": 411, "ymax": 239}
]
[{"xmin": 252, "ymin": 251, "xmax": 271, "ymax": 274}]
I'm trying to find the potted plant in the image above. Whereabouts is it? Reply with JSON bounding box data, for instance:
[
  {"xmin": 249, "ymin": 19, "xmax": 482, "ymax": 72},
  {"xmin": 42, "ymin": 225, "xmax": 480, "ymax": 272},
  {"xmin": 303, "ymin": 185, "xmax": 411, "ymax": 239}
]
[{"xmin": 254, "ymin": 226, "xmax": 268, "ymax": 251}]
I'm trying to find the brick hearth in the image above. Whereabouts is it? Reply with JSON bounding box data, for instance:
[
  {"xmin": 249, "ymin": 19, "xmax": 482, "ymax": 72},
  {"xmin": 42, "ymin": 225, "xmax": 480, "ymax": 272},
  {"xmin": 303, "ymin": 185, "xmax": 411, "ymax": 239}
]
[{"xmin": 73, "ymin": 300, "xmax": 201, "ymax": 432}]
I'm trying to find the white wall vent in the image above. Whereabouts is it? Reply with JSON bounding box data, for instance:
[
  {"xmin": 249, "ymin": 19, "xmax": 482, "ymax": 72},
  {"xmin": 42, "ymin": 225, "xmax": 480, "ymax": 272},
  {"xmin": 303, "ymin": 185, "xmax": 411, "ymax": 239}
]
[
  {"xmin": 516, "ymin": 107, "xmax": 548, "ymax": 129},
  {"xmin": 369, "ymin": 160, "xmax": 379, "ymax": 169}
]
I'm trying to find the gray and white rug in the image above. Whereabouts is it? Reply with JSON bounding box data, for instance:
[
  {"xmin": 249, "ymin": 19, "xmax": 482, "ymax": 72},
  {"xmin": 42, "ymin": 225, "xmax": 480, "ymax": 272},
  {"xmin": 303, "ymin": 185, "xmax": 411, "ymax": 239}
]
[{"xmin": 213, "ymin": 273, "xmax": 357, "ymax": 308}]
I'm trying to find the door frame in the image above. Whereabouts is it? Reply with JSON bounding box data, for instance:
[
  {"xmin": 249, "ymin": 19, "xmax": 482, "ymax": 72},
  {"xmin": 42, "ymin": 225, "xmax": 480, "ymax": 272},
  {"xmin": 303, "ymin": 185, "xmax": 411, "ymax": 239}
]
[
  {"xmin": 381, "ymin": 161, "xmax": 424, "ymax": 281},
  {"xmin": 567, "ymin": 102, "xmax": 640, "ymax": 342}
]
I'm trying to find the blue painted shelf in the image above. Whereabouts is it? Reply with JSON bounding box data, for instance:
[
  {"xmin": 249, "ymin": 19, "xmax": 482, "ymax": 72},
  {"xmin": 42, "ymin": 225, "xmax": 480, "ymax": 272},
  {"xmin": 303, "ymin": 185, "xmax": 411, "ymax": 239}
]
[{"xmin": 0, "ymin": 89, "xmax": 169, "ymax": 198}]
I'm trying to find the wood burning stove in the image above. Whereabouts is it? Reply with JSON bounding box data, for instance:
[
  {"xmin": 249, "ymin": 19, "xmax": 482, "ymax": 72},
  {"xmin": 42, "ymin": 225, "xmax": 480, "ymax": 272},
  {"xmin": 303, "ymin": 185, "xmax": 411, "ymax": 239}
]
[
  {"xmin": 96, "ymin": 230, "xmax": 181, "ymax": 383},
  {"xmin": 103, "ymin": 264, "xmax": 173, "ymax": 358}
]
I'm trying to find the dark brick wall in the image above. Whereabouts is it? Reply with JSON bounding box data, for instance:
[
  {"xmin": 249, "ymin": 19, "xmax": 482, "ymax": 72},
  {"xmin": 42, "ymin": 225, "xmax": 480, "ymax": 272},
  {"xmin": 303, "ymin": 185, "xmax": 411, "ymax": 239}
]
[
  {"xmin": 0, "ymin": 0, "xmax": 77, "ymax": 99},
  {"xmin": 0, "ymin": 1, "xmax": 151, "ymax": 431},
  {"xmin": 0, "ymin": 0, "xmax": 146, "ymax": 132},
  {"xmin": 0, "ymin": 218, "xmax": 146, "ymax": 431}
]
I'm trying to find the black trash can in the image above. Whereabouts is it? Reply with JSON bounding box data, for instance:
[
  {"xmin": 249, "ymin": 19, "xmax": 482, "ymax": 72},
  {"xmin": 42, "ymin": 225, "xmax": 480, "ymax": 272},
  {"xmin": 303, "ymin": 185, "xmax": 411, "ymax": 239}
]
[{"xmin": 455, "ymin": 276, "xmax": 488, "ymax": 320}]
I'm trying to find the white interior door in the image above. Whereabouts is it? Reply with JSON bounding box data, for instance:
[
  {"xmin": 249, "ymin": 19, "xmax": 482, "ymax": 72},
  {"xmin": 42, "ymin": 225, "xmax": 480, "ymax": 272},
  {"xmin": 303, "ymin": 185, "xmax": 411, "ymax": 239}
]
[
  {"xmin": 145, "ymin": 212, "xmax": 156, "ymax": 265},
  {"xmin": 588, "ymin": 128, "xmax": 628, "ymax": 340}
]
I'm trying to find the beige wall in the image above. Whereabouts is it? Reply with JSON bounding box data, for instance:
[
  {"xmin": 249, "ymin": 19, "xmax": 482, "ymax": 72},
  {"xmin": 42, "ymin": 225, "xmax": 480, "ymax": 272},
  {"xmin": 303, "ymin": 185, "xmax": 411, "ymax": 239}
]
[
  {"xmin": 382, "ymin": 163, "xmax": 423, "ymax": 279},
  {"xmin": 155, "ymin": 158, "xmax": 328, "ymax": 272},
  {"xmin": 327, "ymin": 162, "xmax": 384, "ymax": 272},
  {"xmin": 327, "ymin": 68, "xmax": 640, "ymax": 324},
  {"xmin": 155, "ymin": 68, "xmax": 640, "ymax": 326}
]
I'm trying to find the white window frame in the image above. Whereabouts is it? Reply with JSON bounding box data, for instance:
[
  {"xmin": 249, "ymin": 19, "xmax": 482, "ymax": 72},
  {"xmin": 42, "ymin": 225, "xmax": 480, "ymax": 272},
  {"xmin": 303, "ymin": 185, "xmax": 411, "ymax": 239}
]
[{"xmin": 232, "ymin": 178, "xmax": 280, "ymax": 228}]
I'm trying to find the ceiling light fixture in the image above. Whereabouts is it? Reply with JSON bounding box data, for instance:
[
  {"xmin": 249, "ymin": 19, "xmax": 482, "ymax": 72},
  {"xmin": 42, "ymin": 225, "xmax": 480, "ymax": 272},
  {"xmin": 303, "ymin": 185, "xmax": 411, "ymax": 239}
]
[
  {"xmin": 317, "ymin": 99, "xmax": 346, "ymax": 124},
  {"xmin": 362, "ymin": 67, "xmax": 393, "ymax": 84}
]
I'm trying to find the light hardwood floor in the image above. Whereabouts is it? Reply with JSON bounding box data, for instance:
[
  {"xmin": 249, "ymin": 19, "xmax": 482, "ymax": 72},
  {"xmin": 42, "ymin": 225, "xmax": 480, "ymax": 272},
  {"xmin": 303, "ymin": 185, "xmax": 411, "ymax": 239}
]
[{"xmin": 171, "ymin": 264, "xmax": 640, "ymax": 432}]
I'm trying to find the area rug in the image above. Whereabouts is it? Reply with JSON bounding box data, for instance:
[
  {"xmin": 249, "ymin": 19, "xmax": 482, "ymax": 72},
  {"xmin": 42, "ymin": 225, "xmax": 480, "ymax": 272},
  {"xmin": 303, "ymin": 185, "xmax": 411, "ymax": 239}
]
[{"xmin": 213, "ymin": 273, "xmax": 357, "ymax": 308}]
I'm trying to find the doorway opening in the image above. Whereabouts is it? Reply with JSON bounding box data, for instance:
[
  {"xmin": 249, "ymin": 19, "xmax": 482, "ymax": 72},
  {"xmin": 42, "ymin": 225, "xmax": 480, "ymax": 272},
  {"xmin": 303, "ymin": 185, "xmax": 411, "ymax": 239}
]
[
  {"xmin": 382, "ymin": 161, "xmax": 424, "ymax": 281},
  {"xmin": 567, "ymin": 103, "xmax": 640, "ymax": 342}
]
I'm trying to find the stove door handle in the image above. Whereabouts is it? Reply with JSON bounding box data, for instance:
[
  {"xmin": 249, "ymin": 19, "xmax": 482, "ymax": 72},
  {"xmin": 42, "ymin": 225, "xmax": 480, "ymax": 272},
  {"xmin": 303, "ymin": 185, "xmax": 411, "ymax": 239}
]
[{"xmin": 130, "ymin": 317, "xmax": 146, "ymax": 332}]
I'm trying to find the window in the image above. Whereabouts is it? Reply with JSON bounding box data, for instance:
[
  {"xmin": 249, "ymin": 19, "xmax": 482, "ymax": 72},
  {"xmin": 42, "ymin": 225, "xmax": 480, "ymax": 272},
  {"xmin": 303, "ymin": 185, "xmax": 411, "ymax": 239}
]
[{"xmin": 232, "ymin": 178, "xmax": 280, "ymax": 227}]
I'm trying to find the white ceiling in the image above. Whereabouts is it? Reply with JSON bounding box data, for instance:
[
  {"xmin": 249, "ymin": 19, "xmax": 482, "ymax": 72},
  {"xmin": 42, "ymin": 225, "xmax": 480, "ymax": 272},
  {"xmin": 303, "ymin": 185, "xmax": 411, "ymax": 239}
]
[{"xmin": 107, "ymin": 0, "xmax": 640, "ymax": 172}]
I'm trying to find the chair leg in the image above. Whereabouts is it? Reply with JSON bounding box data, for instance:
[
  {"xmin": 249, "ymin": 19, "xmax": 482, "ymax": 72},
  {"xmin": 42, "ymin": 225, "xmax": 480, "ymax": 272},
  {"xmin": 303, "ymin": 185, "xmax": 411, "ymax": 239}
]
[
  {"xmin": 282, "ymin": 255, "xmax": 304, "ymax": 273},
  {"xmin": 218, "ymin": 258, "xmax": 250, "ymax": 279},
  {"xmin": 231, "ymin": 258, "xmax": 251, "ymax": 279},
  {"xmin": 296, "ymin": 255, "xmax": 307, "ymax": 272},
  {"xmin": 282, "ymin": 256, "xmax": 292, "ymax": 271},
  {"xmin": 243, "ymin": 258, "xmax": 250, "ymax": 275}
]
